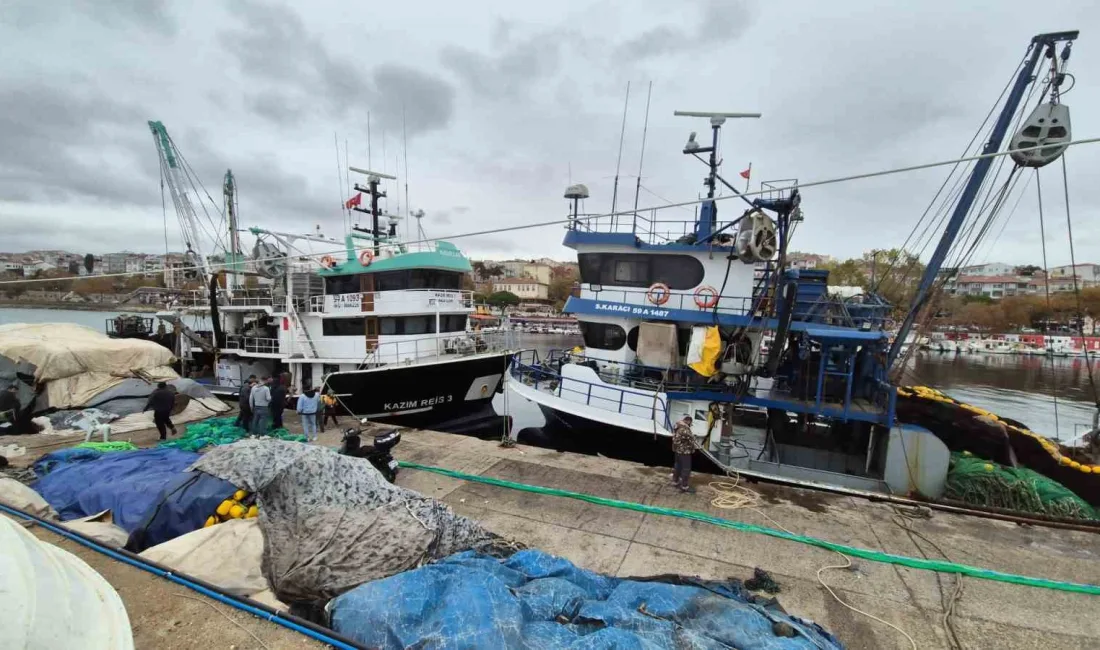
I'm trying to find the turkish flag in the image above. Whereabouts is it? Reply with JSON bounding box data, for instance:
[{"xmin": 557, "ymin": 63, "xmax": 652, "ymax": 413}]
[
  {"xmin": 345, "ymin": 193, "xmax": 362, "ymax": 209},
  {"xmin": 739, "ymin": 168, "xmax": 751, "ymax": 180}
]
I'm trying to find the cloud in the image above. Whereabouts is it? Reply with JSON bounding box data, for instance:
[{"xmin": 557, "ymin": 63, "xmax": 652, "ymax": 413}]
[
  {"xmin": 7, "ymin": 0, "xmax": 177, "ymax": 35},
  {"xmin": 0, "ymin": 81, "xmax": 153, "ymax": 206},
  {"xmin": 219, "ymin": 1, "xmax": 454, "ymax": 135},
  {"xmin": 440, "ymin": 21, "xmax": 583, "ymax": 99},
  {"xmin": 615, "ymin": 0, "xmax": 752, "ymax": 60}
]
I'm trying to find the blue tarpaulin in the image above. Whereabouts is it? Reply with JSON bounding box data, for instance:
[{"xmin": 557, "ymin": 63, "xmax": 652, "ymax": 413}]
[
  {"xmin": 32, "ymin": 447, "xmax": 106, "ymax": 476},
  {"xmin": 125, "ymin": 470, "xmax": 238, "ymax": 552},
  {"xmin": 33, "ymin": 448, "xmax": 200, "ymax": 532},
  {"xmin": 329, "ymin": 550, "xmax": 842, "ymax": 649}
]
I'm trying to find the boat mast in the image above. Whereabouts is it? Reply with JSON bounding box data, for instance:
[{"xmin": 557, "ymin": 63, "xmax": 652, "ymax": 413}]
[
  {"xmin": 674, "ymin": 111, "xmax": 761, "ymax": 239},
  {"xmin": 223, "ymin": 169, "xmax": 240, "ymax": 293},
  {"xmin": 349, "ymin": 167, "xmax": 396, "ymax": 255},
  {"xmin": 887, "ymin": 30, "xmax": 1079, "ymax": 368}
]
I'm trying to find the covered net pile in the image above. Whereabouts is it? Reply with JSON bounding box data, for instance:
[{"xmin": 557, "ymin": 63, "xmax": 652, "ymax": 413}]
[
  {"xmin": 160, "ymin": 417, "xmax": 305, "ymax": 453},
  {"xmin": 944, "ymin": 452, "xmax": 1097, "ymax": 520}
]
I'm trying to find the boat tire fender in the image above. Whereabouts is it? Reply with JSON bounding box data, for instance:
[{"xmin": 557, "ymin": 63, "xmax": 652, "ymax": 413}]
[{"xmin": 646, "ymin": 283, "xmax": 671, "ymax": 306}]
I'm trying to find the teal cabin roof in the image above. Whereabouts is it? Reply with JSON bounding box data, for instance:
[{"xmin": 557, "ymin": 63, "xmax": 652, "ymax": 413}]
[{"xmin": 319, "ymin": 238, "xmax": 472, "ymax": 276}]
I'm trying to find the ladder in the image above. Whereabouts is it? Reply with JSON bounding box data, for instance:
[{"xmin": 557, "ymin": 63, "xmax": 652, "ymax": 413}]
[{"xmin": 287, "ymin": 306, "xmax": 318, "ymax": 358}]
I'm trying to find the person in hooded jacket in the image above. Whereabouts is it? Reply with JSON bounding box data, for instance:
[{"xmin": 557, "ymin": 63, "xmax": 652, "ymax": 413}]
[
  {"xmin": 269, "ymin": 375, "xmax": 288, "ymax": 430},
  {"xmin": 144, "ymin": 381, "xmax": 178, "ymax": 440}
]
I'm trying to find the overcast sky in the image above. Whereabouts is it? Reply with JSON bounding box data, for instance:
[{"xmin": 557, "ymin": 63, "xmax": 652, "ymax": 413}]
[{"xmin": 2, "ymin": 0, "xmax": 1098, "ymax": 267}]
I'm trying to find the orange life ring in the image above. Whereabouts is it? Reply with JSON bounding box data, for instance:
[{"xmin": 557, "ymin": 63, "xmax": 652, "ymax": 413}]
[
  {"xmin": 320, "ymin": 255, "xmax": 336, "ymax": 268},
  {"xmin": 694, "ymin": 285, "xmax": 719, "ymax": 308},
  {"xmin": 646, "ymin": 283, "xmax": 671, "ymax": 305},
  {"xmin": 358, "ymin": 249, "xmax": 374, "ymax": 266}
]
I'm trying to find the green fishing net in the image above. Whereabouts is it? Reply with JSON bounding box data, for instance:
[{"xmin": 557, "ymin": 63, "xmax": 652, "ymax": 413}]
[
  {"xmin": 75, "ymin": 441, "xmax": 139, "ymax": 452},
  {"xmin": 159, "ymin": 417, "xmax": 306, "ymax": 453},
  {"xmin": 945, "ymin": 452, "xmax": 1096, "ymax": 520}
]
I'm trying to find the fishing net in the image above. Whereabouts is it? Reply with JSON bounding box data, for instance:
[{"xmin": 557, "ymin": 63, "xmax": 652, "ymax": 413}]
[
  {"xmin": 944, "ymin": 452, "xmax": 1097, "ymax": 520},
  {"xmin": 74, "ymin": 441, "xmax": 138, "ymax": 452},
  {"xmin": 159, "ymin": 417, "xmax": 306, "ymax": 453}
]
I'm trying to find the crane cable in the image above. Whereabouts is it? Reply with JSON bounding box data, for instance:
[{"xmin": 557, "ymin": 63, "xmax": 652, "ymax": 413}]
[
  {"xmin": 1059, "ymin": 154, "xmax": 1100, "ymax": 410},
  {"xmin": 1036, "ymin": 169, "xmax": 1061, "ymax": 438},
  {"xmin": 873, "ymin": 50, "xmax": 1029, "ymax": 293}
]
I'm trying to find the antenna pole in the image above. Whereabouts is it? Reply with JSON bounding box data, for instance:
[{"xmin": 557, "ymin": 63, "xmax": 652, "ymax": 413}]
[
  {"xmin": 334, "ymin": 132, "xmax": 347, "ymax": 229},
  {"xmin": 403, "ymin": 107, "xmax": 410, "ymax": 243},
  {"xmin": 382, "ymin": 131, "xmax": 387, "ymax": 212},
  {"xmin": 610, "ymin": 81, "xmax": 631, "ymax": 220},
  {"xmin": 632, "ymin": 81, "xmax": 653, "ymax": 229},
  {"xmin": 343, "ymin": 138, "xmax": 352, "ymax": 231}
]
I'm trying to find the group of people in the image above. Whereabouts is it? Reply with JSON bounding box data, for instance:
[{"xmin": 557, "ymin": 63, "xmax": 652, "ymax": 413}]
[{"xmin": 234, "ymin": 375, "xmax": 338, "ymax": 442}]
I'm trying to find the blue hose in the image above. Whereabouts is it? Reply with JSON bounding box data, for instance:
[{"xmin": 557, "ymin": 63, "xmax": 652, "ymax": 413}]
[{"xmin": 0, "ymin": 502, "xmax": 363, "ymax": 650}]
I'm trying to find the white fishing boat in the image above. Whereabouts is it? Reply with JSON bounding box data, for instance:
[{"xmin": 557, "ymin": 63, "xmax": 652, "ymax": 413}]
[{"xmin": 147, "ymin": 122, "xmax": 516, "ymax": 428}]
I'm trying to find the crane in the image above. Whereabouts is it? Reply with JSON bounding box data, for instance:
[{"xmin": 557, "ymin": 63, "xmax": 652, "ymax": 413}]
[{"xmin": 148, "ymin": 120, "xmax": 213, "ymax": 286}]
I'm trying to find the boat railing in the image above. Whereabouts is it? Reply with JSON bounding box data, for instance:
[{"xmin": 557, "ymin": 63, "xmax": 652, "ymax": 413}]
[
  {"xmin": 360, "ymin": 329, "xmax": 517, "ymax": 367},
  {"xmin": 172, "ymin": 289, "xmax": 275, "ymax": 309},
  {"xmin": 582, "ymin": 285, "xmax": 758, "ymax": 316},
  {"xmin": 569, "ymin": 207, "xmax": 707, "ymax": 246},
  {"xmin": 307, "ymin": 289, "xmax": 474, "ymax": 314},
  {"xmin": 510, "ymin": 350, "xmax": 674, "ymax": 429},
  {"xmin": 223, "ymin": 335, "xmax": 281, "ymax": 354}
]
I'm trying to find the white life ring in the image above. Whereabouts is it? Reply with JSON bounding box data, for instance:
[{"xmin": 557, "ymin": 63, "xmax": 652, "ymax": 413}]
[
  {"xmin": 358, "ymin": 250, "xmax": 374, "ymax": 266},
  {"xmin": 320, "ymin": 255, "xmax": 336, "ymax": 268}
]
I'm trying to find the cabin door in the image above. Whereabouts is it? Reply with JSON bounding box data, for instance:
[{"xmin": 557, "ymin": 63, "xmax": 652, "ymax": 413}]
[
  {"xmin": 360, "ymin": 274, "xmax": 375, "ymax": 312},
  {"xmin": 365, "ymin": 317, "xmax": 379, "ymax": 352}
]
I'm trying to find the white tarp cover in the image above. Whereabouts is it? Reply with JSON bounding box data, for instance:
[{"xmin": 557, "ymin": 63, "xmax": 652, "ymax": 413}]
[
  {"xmin": 0, "ymin": 515, "xmax": 134, "ymax": 650},
  {"xmin": 141, "ymin": 518, "xmax": 268, "ymax": 597},
  {"xmin": 0, "ymin": 478, "xmax": 58, "ymax": 519},
  {"xmin": 0, "ymin": 323, "xmax": 178, "ymax": 409},
  {"xmin": 65, "ymin": 511, "xmax": 131, "ymax": 549}
]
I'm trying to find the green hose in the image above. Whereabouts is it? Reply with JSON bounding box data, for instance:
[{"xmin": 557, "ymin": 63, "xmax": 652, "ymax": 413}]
[{"xmin": 400, "ymin": 461, "xmax": 1100, "ymax": 596}]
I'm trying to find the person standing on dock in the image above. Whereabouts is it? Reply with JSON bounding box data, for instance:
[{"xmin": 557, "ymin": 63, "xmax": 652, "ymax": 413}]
[
  {"xmin": 235, "ymin": 375, "xmax": 256, "ymax": 433},
  {"xmin": 269, "ymin": 376, "xmax": 288, "ymax": 431},
  {"xmin": 250, "ymin": 376, "xmax": 272, "ymax": 435},
  {"xmin": 297, "ymin": 388, "xmax": 321, "ymax": 442},
  {"xmin": 321, "ymin": 390, "xmax": 339, "ymax": 431},
  {"xmin": 671, "ymin": 415, "xmax": 695, "ymax": 493},
  {"xmin": 145, "ymin": 382, "xmax": 178, "ymax": 441}
]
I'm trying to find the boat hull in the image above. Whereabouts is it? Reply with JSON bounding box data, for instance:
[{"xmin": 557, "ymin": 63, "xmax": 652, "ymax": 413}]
[{"xmin": 323, "ymin": 352, "xmax": 512, "ymax": 427}]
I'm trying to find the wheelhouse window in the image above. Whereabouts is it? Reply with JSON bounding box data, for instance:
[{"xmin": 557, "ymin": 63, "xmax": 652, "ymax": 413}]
[
  {"xmin": 322, "ymin": 318, "xmax": 366, "ymax": 336},
  {"xmin": 371, "ymin": 270, "xmax": 464, "ymax": 292},
  {"xmin": 379, "ymin": 315, "xmax": 465, "ymax": 335},
  {"xmin": 324, "ymin": 274, "xmax": 361, "ymax": 295},
  {"xmin": 579, "ymin": 322, "xmax": 626, "ymax": 350},
  {"xmin": 577, "ymin": 253, "xmax": 704, "ymax": 290}
]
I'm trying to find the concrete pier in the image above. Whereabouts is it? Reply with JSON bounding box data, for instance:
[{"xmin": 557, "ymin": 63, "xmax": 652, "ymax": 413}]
[
  {"xmin": 3, "ymin": 417, "xmax": 1098, "ymax": 649},
  {"xmin": 394, "ymin": 428, "xmax": 1099, "ymax": 650}
]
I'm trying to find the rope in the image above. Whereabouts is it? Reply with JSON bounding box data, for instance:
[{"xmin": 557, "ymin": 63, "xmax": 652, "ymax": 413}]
[
  {"xmin": 1060, "ymin": 154, "xmax": 1100, "ymax": 410},
  {"xmin": 399, "ymin": 461, "xmax": 1100, "ymax": 595},
  {"xmin": 6, "ymin": 137, "xmax": 1100, "ymax": 288},
  {"xmin": 892, "ymin": 506, "xmax": 964, "ymax": 649},
  {"xmin": 705, "ymin": 452, "xmax": 915, "ymax": 649},
  {"xmin": 171, "ymin": 593, "xmax": 272, "ymax": 650},
  {"xmin": 1036, "ymin": 169, "xmax": 1061, "ymax": 437}
]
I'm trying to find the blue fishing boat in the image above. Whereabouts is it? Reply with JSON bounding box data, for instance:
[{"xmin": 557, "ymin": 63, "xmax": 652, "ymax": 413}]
[{"xmin": 508, "ymin": 31, "xmax": 1098, "ymax": 508}]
